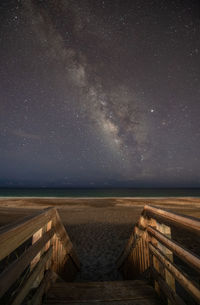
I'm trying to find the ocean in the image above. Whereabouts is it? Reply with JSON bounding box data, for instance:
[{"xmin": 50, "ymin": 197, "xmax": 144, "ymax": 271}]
[{"xmin": 0, "ymin": 188, "xmax": 200, "ymax": 197}]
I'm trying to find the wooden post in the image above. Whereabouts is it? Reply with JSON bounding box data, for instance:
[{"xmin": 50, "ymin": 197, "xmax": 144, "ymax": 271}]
[
  {"xmin": 44, "ymin": 221, "xmax": 52, "ymax": 252},
  {"xmin": 31, "ymin": 220, "xmax": 53, "ymax": 289},
  {"xmin": 52, "ymin": 234, "xmax": 57, "ymax": 273},
  {"xmin": 45, "ymin": 221, "xmax": 52, "ymax": 270},
  {"xmin": 142, "ymin": 231, "xmax": 148, "ymax": 271},
  {"xmin": 31, "ymin": 228, "xmax": 43, "ymax": 271},
  {"xmin": 31, "ymin": 226, "xmax": 47, "ymax": 288},
  {"xmin": 138, "ymin": 240, "xmax": 141, "ymax": 273},
  {"xmin": 156, "ymin": 223, "xmax": 175, "ymax": 305},
  {"xmin": 148, "ymin": 218, "xmax": 161, "ymax": 296},
  {"xmin": 0, "ymin": 207, "xmax": 80, "ymax": 304},
  {"xmin": 136, "ymin": 243, "xmax": 139, "ymax": 274}
]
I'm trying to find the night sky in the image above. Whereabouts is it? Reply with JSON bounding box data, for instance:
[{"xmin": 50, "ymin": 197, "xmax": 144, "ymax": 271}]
[{"xmin": 0, "ymin": 0, "xmax": 200, "ymax": 188}]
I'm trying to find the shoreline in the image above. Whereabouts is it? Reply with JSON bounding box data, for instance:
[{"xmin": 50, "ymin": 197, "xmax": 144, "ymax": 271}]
[{"xmin": 0, "ymin": 196, "xmax": 200, "ymax": 199}]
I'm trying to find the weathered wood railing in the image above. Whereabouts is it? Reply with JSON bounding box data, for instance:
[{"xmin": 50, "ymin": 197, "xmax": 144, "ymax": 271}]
[
  {"xmin": 0, "ymin": 208, "xmax": 80, "ymax": 305},
  {"xmin": 117, "ymin": 205, "xmax": 200, "ymax": 305}
]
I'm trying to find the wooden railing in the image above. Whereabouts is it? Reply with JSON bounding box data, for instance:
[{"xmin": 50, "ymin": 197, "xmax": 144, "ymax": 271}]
[
  {"xmin": 117, "ymin": 205, "xmax": 200, "ymax": 305},
  {"xmin": 0, "ymin": 208, "xmax": 80, "ymax": 305}
]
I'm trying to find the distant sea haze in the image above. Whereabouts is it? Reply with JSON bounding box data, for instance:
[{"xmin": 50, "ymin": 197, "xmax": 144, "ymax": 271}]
[{"xmin": 0, "ymin": 188, "xmax": 200, "ymax": 197}]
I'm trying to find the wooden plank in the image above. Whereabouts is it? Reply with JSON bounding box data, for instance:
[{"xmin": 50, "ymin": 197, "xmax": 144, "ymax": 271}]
[
  {"xmin": 30, "ymin": 270, "xmax": 58, "ymax": 305},
  {"xmin": 0, "ymin": 209, "xmax": 42, "ymax": 233},
  {"xmin": 31, "ymin": 222, "xmax": 52, "ymax": 288},
  {"xmin": 55, "ymin": 210, "xmax": 80, "ymax": 270},
  {"xmin": 144, "ymin": 205, "xmax": 200, "ymax": 235},
  {"xmin": 54, "ymin": 211, "xmax": 80, "ymax": 269},
  {"xmin": 44, "ymin": 299, "xmax": 160, "ymax": 305},
  {"xmin": 11, "ymin": 247, "xmax": 52, "ymax": 305},
  {"xmin": 0, "ymin": 208, "xmax": 56, "ymax": 261},
  {"xmin": 0, "ymin": 207, "xmax": 80, "ymax": 303},
  {"xmin": 117, "ymin": 220, "xmax": 150, "ymax": 272},
  {"xmin": 45, "ymin": 221, "xmax": 52, "ymax": 270},
  {"xmin": 156, "ymin": 223, "xmax": 175, "ymax": 305},
  {"xmin": 46, "ymin": 280, "xmax": 159, "ymax": 302},
  {"xmin": 135, "ymin": 243, "xmax": 139, "ymax": 275},
  {"xmin": 51, "ymin": 234, "xmax": 57, "ymax": 273},
  {"xmin": 149, "ymin": 243, "xmax": 200, "ymax": 303},
  {"xmin": 148, "ymin": 219, "xmax": 160, "ymax": 296},
  {"xmin": 147, "ymin": 225, "xmax": 200, "ymax": 273},
  {"xmin": 45, "ymin": 221, "xmax": 52, "ymax": 252},
  {"xmin": 137, "ymin": 240, "xmax": 141, "ymax": 272},
  {"xmin": 142, "ymin": 230, "xmax": 148, "ymax": 272},
  {"xmin": 144, "ymin": 231, "xmax": 150, "ymax": 270},
  {"xmin": 151, "ymin": 267, "xmax": 186, "ymax": 305},
  {"xmin": 138, "ymin": 239, "xmax": 142, "ymax": 272},
  {"xmin": 0, "ymin": 228, "xmax": 54, "ymax": 298},
  {"xmin": 31, "ymin": 228, "xmax": 43, "ymax": 271}
]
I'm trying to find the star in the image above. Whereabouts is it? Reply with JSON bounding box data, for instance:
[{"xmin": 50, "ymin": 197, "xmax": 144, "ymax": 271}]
[{"xmin": 0, "ymin": 0, "xmax": 199, "ymax": 188}]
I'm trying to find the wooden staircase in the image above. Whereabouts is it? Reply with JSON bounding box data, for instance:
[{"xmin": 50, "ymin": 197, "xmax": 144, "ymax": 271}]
[
  {"xmin": 0, "ymin": 205, "xmax": 200, "ymax": 305},
  {"xmin": 44, "ymin": 279, "xmax": 160, "ymax": 305}
]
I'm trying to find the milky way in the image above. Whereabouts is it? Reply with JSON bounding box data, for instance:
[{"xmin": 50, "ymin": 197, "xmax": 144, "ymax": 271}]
[{"xmin": 0, "ymin": 0, "xmax": 200, "ymax": 187}]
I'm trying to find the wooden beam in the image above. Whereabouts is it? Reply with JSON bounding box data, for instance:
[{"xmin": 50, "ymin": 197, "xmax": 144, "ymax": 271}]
[
  {"xmin": 0, "ymin": 208, "xmax": 80, "ymax": 305},
  {"xmin": 144, "ymin": 205, "xmax": 200, "ymax": 235},
  {"xmin": 0, "ymin": 228, "xmax": 54, "ymax": 298},
  {"xmin": 147, "ymin": 226, "xmax": 200, "ymax": 273},
  {"xmin": 11, "ymin": 247, "xmax": 52, "ymax": 305},
  {"xmin": 151, "ymin": 267, "xmax": 186, "ymax": 305},
  {"xmin": 149, "ymin": 243, "xmax": 200, "ymax": 303},
  {"xmin": 31, "ymin": 227, "xmax": 43, "ymax": 271},
  {"xmin": 156, "ymin": 222, "xmax": 175, "ymax": 305},
  {"xmin": 0, "ymin": 208, "xmax": 56, "ymax": 261},
  {"xmin": 30, "ymin": 270, "xmax": 58, "ymax": 305},
  {"xmin": 54, "ymin": 210, "xmax": 80, "ymax": 269}
]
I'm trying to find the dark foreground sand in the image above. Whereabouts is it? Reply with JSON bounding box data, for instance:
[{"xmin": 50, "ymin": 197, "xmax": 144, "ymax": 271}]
[{"xmin": 0, "ymin": 197, "xmax": 200, "ymax": 281}]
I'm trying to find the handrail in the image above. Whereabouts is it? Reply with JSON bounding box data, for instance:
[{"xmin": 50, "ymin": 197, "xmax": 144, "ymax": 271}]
[
  {"xmin": 151, "ymin": 268, "xmax": 187, "ymax": 305},
  {"xmin": 11, "ymin": 248, "xmax": 53, "ymax": 305},
  {"xmin": 0, "ymin": 228, "xmax": 54, "ymax": 298},
  {"xmin": 0, "ymin": 207, "xmax": 80, "ymax": 305},
  {"xmin": 144, "ymin": 205, "xmax": 200, "ymax": 234},
  {"xmin": 149, "ymin": 243, "xmax": 200, "ymax": 303},
  {"xmin": 0, "ymin": 208, "xmax": 56, "ymax": 261},
  {"xmin": 147, "ymin": 226, "xmax": 200, "ymax": 273},
  {"xmin": 118, "ymin": 205, "xmax": 200, "ymax": 305}
]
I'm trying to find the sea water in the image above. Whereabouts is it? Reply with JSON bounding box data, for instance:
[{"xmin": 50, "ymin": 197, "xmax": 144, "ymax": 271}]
[{"xmin": 0, "ymin": 188, "xmax": 200, "ymax": 197}]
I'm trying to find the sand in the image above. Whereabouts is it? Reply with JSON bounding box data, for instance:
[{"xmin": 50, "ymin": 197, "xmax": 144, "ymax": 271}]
[{"xmin": 0, "ymin": 197, "xmax": 200, "ymax": 281}]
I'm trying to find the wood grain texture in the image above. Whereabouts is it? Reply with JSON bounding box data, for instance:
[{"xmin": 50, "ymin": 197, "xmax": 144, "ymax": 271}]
[
  {"xmin": 151, "ymin": 268, "xmax": 186, "ymax": 305},
  {"xmin": 31, "ymin": 270, "xmax": 58, "ymax": 305},
  {"xmin": 147, "ymin": 225, "xmax": 200, "ymax": 273},
  {"xmin": 0, "ymin": 228, "xmax": 54, "ymax": 298},
  {"xmin": 0, "ymin": 208, "xmax": 56, "ymax": 261},
  {"xmin": 118, "ymin": 204, "xmax": 200, "ymax": 304},
  {"xmin": 11, "ymin": 247, "xmax": 52, "ymax": 305},
  {"xmin": 44, "ymin": 300, "xmax": 160, "ymax": 305},
  {"xmin": 44, "ymin": 280, "xmax": 160, "ymax": 305},
  {"xmin": 144, "ymin": 205, "xmax": 200, "ymax": 235},
  {"xmin": 149, "ymin": 243, "xmax": 200, "ymax": 303},
  {"xmin": 54, "ymin": 210, "xmax": 80, "ymax": 269},
  {"xmin": 0, "ymin": 207, "xmax": 80, "ymax": 304}
]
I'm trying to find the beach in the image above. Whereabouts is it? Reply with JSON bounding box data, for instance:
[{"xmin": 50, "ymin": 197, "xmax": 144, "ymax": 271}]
[{"xmin": 0, "ymin": 197, "xmax": 200, "ymax": 281}]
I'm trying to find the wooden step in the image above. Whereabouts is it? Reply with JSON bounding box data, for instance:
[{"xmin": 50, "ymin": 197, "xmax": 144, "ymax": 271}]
[{"xmin": 44, "ymin": 280, "xmax": 161, "ymax": 304}]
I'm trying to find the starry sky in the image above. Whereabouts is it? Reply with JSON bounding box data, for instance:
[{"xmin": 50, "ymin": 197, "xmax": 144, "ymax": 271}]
[{"xmin": 0, "ymin": 0, "xmax": 200, "ymax": 188}]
